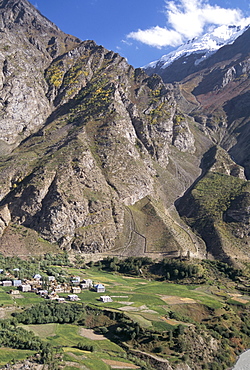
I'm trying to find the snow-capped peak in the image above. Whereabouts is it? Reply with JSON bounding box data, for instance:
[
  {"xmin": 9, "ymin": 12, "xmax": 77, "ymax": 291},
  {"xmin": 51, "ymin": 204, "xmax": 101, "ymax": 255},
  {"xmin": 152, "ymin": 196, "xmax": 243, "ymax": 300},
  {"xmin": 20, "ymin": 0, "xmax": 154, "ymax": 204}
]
[{"xmin": 144, "ymin": 22, "xmax": 250, "ymax": 70}]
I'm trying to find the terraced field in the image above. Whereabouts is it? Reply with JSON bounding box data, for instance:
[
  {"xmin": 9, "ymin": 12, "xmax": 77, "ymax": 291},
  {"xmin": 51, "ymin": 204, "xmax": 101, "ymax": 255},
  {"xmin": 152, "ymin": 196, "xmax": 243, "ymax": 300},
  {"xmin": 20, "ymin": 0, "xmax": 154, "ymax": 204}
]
[{"xmin": 0, "ymin": 262, "xmax": 250, "ymax": 369}]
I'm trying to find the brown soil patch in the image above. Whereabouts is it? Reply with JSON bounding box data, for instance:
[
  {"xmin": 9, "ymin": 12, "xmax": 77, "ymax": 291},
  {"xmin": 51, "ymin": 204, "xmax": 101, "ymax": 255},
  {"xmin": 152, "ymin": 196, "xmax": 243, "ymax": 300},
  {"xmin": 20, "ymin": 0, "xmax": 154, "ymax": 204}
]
[
  {"xmin": 119, "ymin": 304, "xmax": 152, "ymax": 312},
  {"xmin": 229, "ymin": 294, "xmax": 249, "ymax": 304},
  {"xmin": 162, "ymin": 317, "xmax": 184, "ymax": 326},
  {"xmin": 102, "ymin": 359, "xmax": 140, "ymax": 369},
  {"xmin": 119, "ymin": 306, "xmax": 140, "ymax": 311},
  {"xmin": 12, "ymin": 294, "xmax": 24, "ymax": 298},
  {"xmin": 160, "ymin": 295, "xmax": 196, "ymax": 304},
  {"xmin": 0, "ymin": 307, "xmax": 17, "ymax": 319},
  {"xmin": 66, "ymin": 352, "xmax": 87, "ymax": 360},
  {"xmin": 162, "ymin": 317, "xmax": 193, "ymax": 326},
  {"xmin": 79, "ymin": 328, "xmax": 106, "ymax": 340},
  {"xmin": 0, "ymin": 225, "xmax": 60, "ymax": 257},
  {"xmin": 64, "ymin": 361, "xmax": 88, "ymax": 369},
  {"xmin": 173, "ymin": 303, "xmax": 211, "ymax": 322}
]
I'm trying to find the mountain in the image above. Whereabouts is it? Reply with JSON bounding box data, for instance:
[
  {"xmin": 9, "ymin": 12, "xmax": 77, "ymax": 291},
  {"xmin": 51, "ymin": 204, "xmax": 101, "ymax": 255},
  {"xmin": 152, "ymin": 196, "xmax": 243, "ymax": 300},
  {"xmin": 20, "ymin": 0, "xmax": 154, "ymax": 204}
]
[
  {"xmin": 145, "ymin": 23, "xmax": 250, "ymax": 263},
  {"xmin": 144, "ymin": 22, "xmax": 250, "ymax": 83},
  {"xmin": 0, "ymin": 0, "xmax": 250, "ymax": 265}
]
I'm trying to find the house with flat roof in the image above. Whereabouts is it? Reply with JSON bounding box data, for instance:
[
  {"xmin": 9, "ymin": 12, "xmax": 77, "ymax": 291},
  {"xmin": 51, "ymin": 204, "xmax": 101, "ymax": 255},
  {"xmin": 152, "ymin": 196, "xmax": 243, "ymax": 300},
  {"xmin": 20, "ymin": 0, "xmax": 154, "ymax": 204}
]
[
  {"xmin": 71, "ymin": 276, "xmax": 81, "ymax": 285},
  {"xmin": 47, "ymin": 294, "xmax": 59, "ymax": 300},
  {"xmin": 80, "ymin": 279, "xmax": 93, "ymax": 289},
  {"xmin": 2, "ymin": 281, "xmax": 12, "ymax": 287},
  {"xmin": 38, "ymin": 290, "xmax": 48, "ymax": 297},
  {"xmin": 56, "ymin": 297, "xmax": 65, "ymax": 302},
  {"xmin": 20, "ymin": 284, "xmax": 32, "ymax": 292},
  {"xmin": 72, "ymin": 286, "xmax": 81, "ymax": 294},
  {"xmin": 68, "ymin": 294, "xmax": 80, "ymax": 301},
  {"xmin": 100, "ymin": 296, "xmax": 112, "ymax": 303},
  {"xmin": 13, "ymin": 280, "xmax": 22, "ymax": 287}
]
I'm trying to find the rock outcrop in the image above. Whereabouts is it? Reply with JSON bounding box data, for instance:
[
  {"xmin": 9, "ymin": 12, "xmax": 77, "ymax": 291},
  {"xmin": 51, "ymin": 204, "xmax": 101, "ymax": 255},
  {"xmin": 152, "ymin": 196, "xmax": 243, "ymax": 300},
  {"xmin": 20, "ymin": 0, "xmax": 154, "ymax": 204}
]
[{"xmin": 0, "ymin": 0, "xmax": 249, "ymax": 263}]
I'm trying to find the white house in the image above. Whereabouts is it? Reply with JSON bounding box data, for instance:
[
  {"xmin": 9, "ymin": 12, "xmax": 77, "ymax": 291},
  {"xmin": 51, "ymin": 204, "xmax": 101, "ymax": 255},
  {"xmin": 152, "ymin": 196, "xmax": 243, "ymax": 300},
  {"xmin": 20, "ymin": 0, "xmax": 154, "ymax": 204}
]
[
  {"xmin": 2, "ymin": 281, "xmax": 12, "ymax": 287},
  {"xmin": 47, "ymin": 294, "xmax": 59, "ymax": 300},
  {"xmin": 13, "ymin": 280, "xmax": 22, "ymax": 287},
  {"xmin": 68, "ymin": 294, "xmax": 80, "ymax": 301},
  {"xmin": 38, "ymin": 290, "xmax": 48, "ymax": 297},
  {"xmin": 72, "ymin": 286, "xmax": 81, "ymax": 294},
  {"xmin": 71, "ymin": 276, "xmax": 81, "ymax": 285},
  {"xmin": 80, "ymin": 279, "xmax": 93, "ymax": 289},
  {"xmin": 100, "ymin": 296, "xmax": 112, "ymax": 303},
  {"xmin": 20, "ymin": 284, "xmax": 32, "ymax": 292},
  {"xmin": 54, "ymin": 287, "xmax": 64, "ymax": 293},
  {"xmin": 56, "ymin": 297, "xmax": 65, "ymax": 302},
  {"xmin": 94, "ymin": 283, "xmax": 105, "ymax": 293}
]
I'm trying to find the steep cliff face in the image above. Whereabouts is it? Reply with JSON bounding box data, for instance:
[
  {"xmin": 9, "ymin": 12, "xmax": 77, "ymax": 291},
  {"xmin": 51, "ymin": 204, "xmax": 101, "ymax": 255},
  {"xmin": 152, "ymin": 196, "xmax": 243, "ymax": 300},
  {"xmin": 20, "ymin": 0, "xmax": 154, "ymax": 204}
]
[
  {"xmin": 145, "ymin": 26, "xmax": 250, "ymax": 178},
  {"xmin": 2, "ymin": 51, "xmax": 204, "ymax": 255},
  {"xmin": 0, "ymin": 0, "xmax": 249, "ymax": 263},
  {"xmin": 169, "ymin": 28, "xmax": 250, "ymax": 181},
  {"xmin": 0, "ymin": 0, "xmax": 80, "ymax": 152},
  {"xmin": 176, "ymin": 146, "xmax": 250, "ymax": 263},
  {"xmin": 0, "ymin": 0, "xmax": 207, "ymax": 257}
]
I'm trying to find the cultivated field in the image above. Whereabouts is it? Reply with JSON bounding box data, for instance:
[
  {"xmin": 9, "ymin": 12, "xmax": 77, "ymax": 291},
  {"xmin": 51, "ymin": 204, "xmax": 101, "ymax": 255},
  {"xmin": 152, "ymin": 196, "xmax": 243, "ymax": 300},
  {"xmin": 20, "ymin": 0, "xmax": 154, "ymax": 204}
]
[{"xmin": 0, "ymin": 263, "xmax": 250, "ymax": 369}]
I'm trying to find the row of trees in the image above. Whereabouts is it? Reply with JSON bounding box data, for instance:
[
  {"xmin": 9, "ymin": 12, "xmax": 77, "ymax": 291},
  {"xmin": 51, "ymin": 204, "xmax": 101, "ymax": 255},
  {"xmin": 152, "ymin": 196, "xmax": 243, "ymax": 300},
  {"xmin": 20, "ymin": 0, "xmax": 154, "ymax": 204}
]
[
  {"xmin": 13, "ymin": 301, "xmax": 85, "ymax": 325},
  {"xmin": 0, "ymin": 319, "xmax": 60, "ymax": 365},
  {"xmin": 95, "ymin": 256, "xmax": 152, "ymax": 275},
  {"xmin": 156, "ymin": 258, "xmax": 204, "ymax": 280},
  {"xmin": 94, "ymin": 256, "xmax": 204, "ymax": 281}
]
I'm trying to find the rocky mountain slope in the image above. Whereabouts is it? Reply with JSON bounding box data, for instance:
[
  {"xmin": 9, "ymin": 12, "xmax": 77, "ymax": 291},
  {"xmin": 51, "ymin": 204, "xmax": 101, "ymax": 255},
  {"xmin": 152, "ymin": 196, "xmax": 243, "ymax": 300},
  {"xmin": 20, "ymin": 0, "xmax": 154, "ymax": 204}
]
[
  {"xmin": 0, "ymin": 0, "xmax": 250, "ymax": 264},
  {"xmin": 144, "ymin": 23, "xmax": 249, "ymax": 83}
]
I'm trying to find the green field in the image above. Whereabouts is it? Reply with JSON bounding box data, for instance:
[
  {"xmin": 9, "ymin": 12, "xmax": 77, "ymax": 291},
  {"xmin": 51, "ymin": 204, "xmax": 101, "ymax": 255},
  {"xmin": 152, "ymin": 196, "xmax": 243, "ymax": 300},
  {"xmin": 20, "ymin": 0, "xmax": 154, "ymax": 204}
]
[
  {"xmin": 0, "ymin": 261, "xmax": 250, "ymax": 369},
  {"xmin": 59, "ymin": 269, "xmax": 224, "ymax": 321},
  {"xmin": 0, "ymin": 348, "xmax": 34, "ymax": 366},
  {"xmin": 19, "ymin": 323, "xmax": 135, "ymax": 370}
]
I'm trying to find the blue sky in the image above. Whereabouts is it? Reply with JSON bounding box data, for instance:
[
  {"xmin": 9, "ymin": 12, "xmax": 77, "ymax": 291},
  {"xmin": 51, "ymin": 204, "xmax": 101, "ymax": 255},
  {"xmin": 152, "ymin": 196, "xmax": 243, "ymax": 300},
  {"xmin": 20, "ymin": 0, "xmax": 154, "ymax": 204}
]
[{"xmin": 29, "ymin": 0, "xmax": 250, "ymax": 68}]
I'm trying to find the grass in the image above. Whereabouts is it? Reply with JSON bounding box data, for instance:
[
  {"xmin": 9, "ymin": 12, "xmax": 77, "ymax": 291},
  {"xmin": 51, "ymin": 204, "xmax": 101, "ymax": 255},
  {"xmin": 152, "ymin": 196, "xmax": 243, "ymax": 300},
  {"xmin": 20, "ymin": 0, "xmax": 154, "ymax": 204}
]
[
  {"xmin": 0, "ymin": 348, "xmax": 34, "ymax": 366},
  {"xmin": 152, "ymin": 321, "xmax": 175, "ymax": 331},
  {"xmin": 19, "ymin": 323, "xmax": 58, "ymax": 339},
  {"xmin": 74, "ymin": 354, "xmax": 110, "ymax": 370},
  {"xmin": 127, "ymin": 314, "xmax": 153, "ymax": 328},
  {"xmin": 0, "ymin": 265, "xmax": 248, "ymax": 368},
  {"xmin": 134, "ymin": 282, "xmax": 223, "ymax": 309},
  {"xmin": 0, "ymin": 292, "xmax": 13, "ymax": 306},
  {"xmin": 128, "ymin": 293, "xmax": 166, "ymax": 306},
  {"xmin": 60, "ymin": 268, "xmax": 223, "ymax": 316},
  {"xmin": 62, "ymin": 350, "xmax": 133, "ymax": 370},
  {"xmin": 13, "ymin": 292, "xmax": 42, "ymax": 307},
  {"xmin": 46, "ymin": 324, "xmax": 83, "ymax": 347},
  {"xmin": 23, "ymin": 323, "xmax": 125, "ymax": 355}
]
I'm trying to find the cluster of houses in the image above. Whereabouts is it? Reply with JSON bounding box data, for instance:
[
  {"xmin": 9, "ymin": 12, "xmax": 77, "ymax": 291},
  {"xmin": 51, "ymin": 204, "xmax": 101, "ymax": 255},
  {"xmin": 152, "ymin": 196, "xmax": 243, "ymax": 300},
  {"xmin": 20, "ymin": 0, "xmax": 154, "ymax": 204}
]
[{"xmin": 0, "ymin": 272, "xmax": 112, "ymax": 303}]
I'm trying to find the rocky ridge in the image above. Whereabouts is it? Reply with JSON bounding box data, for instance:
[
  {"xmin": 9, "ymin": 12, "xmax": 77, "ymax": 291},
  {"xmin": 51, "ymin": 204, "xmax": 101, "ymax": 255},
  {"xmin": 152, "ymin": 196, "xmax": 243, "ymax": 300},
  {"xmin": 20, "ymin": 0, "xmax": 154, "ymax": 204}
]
[{"xmin": 0, "ymin": 0, "xmax": 249, "ymax": 263}]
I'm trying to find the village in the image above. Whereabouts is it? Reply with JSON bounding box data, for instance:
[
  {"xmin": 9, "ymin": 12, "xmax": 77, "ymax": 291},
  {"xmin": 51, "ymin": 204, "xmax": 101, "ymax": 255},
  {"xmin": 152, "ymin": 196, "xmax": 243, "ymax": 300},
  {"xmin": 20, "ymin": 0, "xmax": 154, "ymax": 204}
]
[{"xmin": 0, "ymin": 270, "xmax": 113, "ymax": 304}]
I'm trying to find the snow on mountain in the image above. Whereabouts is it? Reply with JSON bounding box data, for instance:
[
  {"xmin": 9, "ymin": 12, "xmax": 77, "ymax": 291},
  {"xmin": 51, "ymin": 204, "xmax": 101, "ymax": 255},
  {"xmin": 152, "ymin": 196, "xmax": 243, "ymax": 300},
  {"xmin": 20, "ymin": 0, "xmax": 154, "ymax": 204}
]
[{"xmin": 144, "ymin": 23, "xmax": 250, "ymax": 70}]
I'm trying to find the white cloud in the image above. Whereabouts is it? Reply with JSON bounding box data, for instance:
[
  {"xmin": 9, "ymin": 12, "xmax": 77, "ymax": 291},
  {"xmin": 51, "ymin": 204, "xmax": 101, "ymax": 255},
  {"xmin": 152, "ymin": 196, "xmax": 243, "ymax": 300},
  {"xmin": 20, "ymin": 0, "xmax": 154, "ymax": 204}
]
[
  {"xmin": 127, "ymin": 0, "xmax": 248, "ymax": 48},
  {"xmin": 121, "ymin": 39, "xmax": 133, "ymax": 46},
  {"xmin": 128, "ymin": 26, "xmax": 183, "ymax": 48}
]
